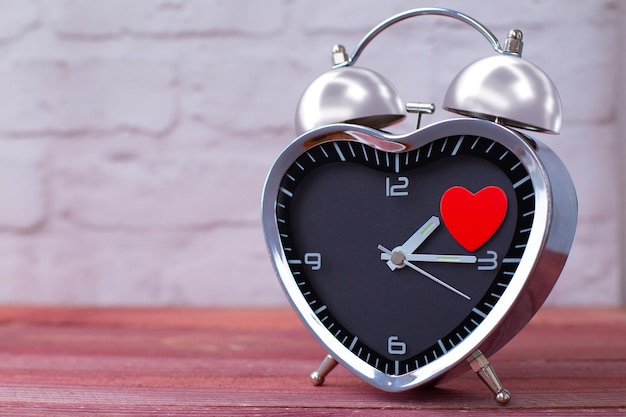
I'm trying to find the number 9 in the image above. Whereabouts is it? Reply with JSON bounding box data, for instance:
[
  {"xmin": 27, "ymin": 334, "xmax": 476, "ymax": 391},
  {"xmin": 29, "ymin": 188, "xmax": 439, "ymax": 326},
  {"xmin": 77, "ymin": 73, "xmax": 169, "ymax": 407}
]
[{"xmin": 304, "ymin": 253, "xmax": 322, "ymax": 270}]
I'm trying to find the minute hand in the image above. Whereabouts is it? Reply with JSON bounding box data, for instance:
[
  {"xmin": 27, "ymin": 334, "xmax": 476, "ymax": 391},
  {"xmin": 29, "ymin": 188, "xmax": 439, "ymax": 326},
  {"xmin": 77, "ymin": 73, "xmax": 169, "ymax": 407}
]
[
  {"xmin": 381, "ymin": 253, "xmax": 477, "ymax": 264},
  {"xmin": 386, "ymin": 216, "xmax": 440, "ymax": 270}
]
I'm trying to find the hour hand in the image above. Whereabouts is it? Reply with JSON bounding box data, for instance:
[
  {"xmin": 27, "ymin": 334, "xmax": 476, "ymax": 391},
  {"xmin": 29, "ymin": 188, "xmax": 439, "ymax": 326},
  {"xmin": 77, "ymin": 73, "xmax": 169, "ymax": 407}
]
[{"xmin": 386, "ymin": 216, "xmax": 440, "ymax": 270}]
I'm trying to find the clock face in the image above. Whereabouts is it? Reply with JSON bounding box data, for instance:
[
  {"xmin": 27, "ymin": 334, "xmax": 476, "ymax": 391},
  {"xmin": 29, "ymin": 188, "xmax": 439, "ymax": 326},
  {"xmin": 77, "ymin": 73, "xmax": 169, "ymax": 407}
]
[{"xmin": 262, "ymin": 119, "xmax": 571, "ymax": 390}]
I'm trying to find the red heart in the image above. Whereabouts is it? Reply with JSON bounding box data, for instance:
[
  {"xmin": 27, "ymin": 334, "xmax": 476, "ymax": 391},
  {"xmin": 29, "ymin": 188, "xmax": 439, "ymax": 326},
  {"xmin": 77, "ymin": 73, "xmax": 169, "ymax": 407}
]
[{"xmin": 440, "ymin": 186, "xmax": 508, "ymax": 252}]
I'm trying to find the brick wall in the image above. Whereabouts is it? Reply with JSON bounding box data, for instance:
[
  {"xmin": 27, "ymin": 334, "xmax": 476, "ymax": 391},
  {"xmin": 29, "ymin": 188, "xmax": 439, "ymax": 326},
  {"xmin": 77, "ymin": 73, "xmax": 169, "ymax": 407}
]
[{"xmin": 0, "ymin": 0, "xmax": 622, "ymax": 306}]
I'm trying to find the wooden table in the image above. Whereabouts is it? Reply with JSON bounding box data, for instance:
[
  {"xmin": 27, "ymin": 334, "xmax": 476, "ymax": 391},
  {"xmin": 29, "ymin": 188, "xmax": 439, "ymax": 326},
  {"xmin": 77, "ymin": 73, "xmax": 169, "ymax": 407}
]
[{"xmin": 0, "ymin": 307, "xmax": 624, "ymax": 416}]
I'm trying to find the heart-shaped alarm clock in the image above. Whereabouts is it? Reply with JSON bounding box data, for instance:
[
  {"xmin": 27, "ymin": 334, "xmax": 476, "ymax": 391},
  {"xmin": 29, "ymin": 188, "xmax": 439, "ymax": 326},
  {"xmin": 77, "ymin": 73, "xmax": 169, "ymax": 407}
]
[{"xmin": 262, "ymin": 8, "xmax": 577, "ymax": 404}]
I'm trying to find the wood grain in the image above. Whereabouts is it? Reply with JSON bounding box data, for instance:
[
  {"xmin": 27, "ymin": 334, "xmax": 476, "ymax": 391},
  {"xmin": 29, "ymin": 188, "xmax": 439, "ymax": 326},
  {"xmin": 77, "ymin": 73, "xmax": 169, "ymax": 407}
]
[{"xmin": 0, "ymin": 307, "xmax": 623, "ymax": 415}]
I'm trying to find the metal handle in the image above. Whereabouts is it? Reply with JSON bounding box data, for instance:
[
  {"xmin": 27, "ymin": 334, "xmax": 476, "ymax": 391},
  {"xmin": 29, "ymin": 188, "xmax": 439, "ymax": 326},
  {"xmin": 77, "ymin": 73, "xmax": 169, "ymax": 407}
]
[{"xmin": 337, "ymin": 8, "xmax": 509, "ymax": 68}]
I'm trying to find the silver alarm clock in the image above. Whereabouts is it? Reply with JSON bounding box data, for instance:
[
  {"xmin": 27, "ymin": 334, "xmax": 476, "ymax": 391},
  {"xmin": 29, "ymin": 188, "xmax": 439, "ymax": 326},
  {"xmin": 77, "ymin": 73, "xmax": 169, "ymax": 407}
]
[{"xmin": 262, "ymin": 8, "xmax": 577, "ymax": 404}]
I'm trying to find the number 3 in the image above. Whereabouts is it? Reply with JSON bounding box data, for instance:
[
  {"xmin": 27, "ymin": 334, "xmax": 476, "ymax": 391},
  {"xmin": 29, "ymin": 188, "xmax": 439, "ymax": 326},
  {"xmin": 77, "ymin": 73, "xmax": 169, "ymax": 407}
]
[{"xmin": 478, "ymin": 250, "xmax": 498, "ymax": 271}]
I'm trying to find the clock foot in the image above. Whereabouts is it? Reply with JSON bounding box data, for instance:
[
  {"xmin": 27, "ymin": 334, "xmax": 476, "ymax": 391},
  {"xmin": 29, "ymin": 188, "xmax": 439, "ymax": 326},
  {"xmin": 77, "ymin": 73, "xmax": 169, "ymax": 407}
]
[
  {"xmin": 310, "ymin": 354, "xmax": 338, "ymax": 386},
  {"xmin": 467, "ymin": 350, "xmax": 511, "ymax": 405}
]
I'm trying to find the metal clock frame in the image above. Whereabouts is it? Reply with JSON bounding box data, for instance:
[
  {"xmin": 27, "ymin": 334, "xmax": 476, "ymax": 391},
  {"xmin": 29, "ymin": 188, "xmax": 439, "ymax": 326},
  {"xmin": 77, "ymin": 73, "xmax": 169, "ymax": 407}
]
[{"xmin": 262, "ymin": 117, "xmax": 577, "ymax": 397}]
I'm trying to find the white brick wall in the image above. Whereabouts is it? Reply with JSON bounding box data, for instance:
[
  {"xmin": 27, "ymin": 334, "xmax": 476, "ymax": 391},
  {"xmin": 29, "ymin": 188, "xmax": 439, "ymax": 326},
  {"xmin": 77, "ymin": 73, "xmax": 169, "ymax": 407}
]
[{"xmin": 0, "ymin": 0, "xmax": 622, "ymax": 306}]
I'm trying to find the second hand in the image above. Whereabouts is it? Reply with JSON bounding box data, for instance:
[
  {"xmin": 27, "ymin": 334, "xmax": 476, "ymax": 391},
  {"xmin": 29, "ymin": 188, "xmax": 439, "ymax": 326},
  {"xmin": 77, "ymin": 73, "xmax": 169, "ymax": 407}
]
[{"xmin": 378, "ymin": 245, "xmax": 471, "ymax": 300}]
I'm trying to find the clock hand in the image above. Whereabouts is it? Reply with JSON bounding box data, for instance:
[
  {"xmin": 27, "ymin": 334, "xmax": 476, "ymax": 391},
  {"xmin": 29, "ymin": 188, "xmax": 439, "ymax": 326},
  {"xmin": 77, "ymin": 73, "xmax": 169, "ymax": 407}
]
[
  {"xmin": 380, "ymin": 253, "xmax": 478, "ymax": 264},
  {"xmin": 378, "ymin": 245, "xmax": 471, "ymax": 300},
  {"xmin": 402, "ymin": 261, "xmax": 471, "ymax": 300},
  {"xmin": 386, "ymin": 216, "xmax": 440, "ymax": 271}
]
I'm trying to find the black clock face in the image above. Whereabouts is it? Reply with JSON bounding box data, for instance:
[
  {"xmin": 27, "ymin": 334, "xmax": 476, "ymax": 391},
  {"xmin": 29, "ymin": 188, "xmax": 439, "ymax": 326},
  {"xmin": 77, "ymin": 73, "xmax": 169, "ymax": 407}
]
[{"xmin": 275, "ymin": 134, "xmax": 535, "ymax": 376}]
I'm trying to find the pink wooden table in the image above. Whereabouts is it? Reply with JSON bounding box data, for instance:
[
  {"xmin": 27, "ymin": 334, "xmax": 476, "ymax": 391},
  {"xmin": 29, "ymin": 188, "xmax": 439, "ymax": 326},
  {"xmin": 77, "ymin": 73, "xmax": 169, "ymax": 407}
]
[{"xmin": 0, "ymin": 307, "xmax": 624, "ymax": 415}]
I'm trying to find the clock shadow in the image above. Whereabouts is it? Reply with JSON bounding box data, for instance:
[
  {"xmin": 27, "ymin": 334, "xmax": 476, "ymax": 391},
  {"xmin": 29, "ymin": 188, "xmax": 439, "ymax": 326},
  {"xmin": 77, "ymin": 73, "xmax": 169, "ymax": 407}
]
[{"xmin": 357, "ymin": 375, "xmax": 501, "ymax": 409}]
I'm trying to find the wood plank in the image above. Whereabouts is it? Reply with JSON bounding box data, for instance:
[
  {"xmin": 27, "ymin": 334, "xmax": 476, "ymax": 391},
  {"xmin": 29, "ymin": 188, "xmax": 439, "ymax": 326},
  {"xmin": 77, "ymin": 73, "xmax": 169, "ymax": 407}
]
[{"xmin": 0, "ymin": 307, "xmax": 623, "ymax": 415}]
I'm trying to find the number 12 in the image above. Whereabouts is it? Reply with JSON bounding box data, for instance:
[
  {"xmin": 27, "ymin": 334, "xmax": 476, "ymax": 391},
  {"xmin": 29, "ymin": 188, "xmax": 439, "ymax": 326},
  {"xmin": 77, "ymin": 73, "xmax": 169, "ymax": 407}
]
[{"xmin": 386, "ymin": 176, "xmax": 409, "ymax": 197}]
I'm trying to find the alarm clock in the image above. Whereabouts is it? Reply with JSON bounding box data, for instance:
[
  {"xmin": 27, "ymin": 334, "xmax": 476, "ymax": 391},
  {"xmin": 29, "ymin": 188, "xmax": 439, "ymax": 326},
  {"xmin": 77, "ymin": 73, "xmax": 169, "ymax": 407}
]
[{"xmin": 261, "ymin": 8, "xmax": 577, "ymax": 405}]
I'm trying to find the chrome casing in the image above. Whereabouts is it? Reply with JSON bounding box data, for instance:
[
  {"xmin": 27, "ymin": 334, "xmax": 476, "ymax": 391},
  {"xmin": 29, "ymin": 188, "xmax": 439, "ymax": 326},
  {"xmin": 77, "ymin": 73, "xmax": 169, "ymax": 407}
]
[{"xmin": 262, "ymin": 118, "xmax": 577, "ymax": 391}]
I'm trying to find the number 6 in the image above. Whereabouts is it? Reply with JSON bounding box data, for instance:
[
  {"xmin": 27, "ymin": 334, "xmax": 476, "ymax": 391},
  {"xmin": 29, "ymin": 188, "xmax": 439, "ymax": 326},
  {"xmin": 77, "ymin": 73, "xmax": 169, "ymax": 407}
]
[{"xmin": 387, "ymin": 336, "xmax": 407, "ymax": 355}]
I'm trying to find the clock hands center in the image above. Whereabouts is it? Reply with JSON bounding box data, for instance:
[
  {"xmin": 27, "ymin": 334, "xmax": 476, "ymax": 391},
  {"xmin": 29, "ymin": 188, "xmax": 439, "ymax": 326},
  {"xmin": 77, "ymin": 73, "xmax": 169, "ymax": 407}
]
[{"xmin": 378, "ymin": 245, "xmax": 471, "ymax": 301}]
